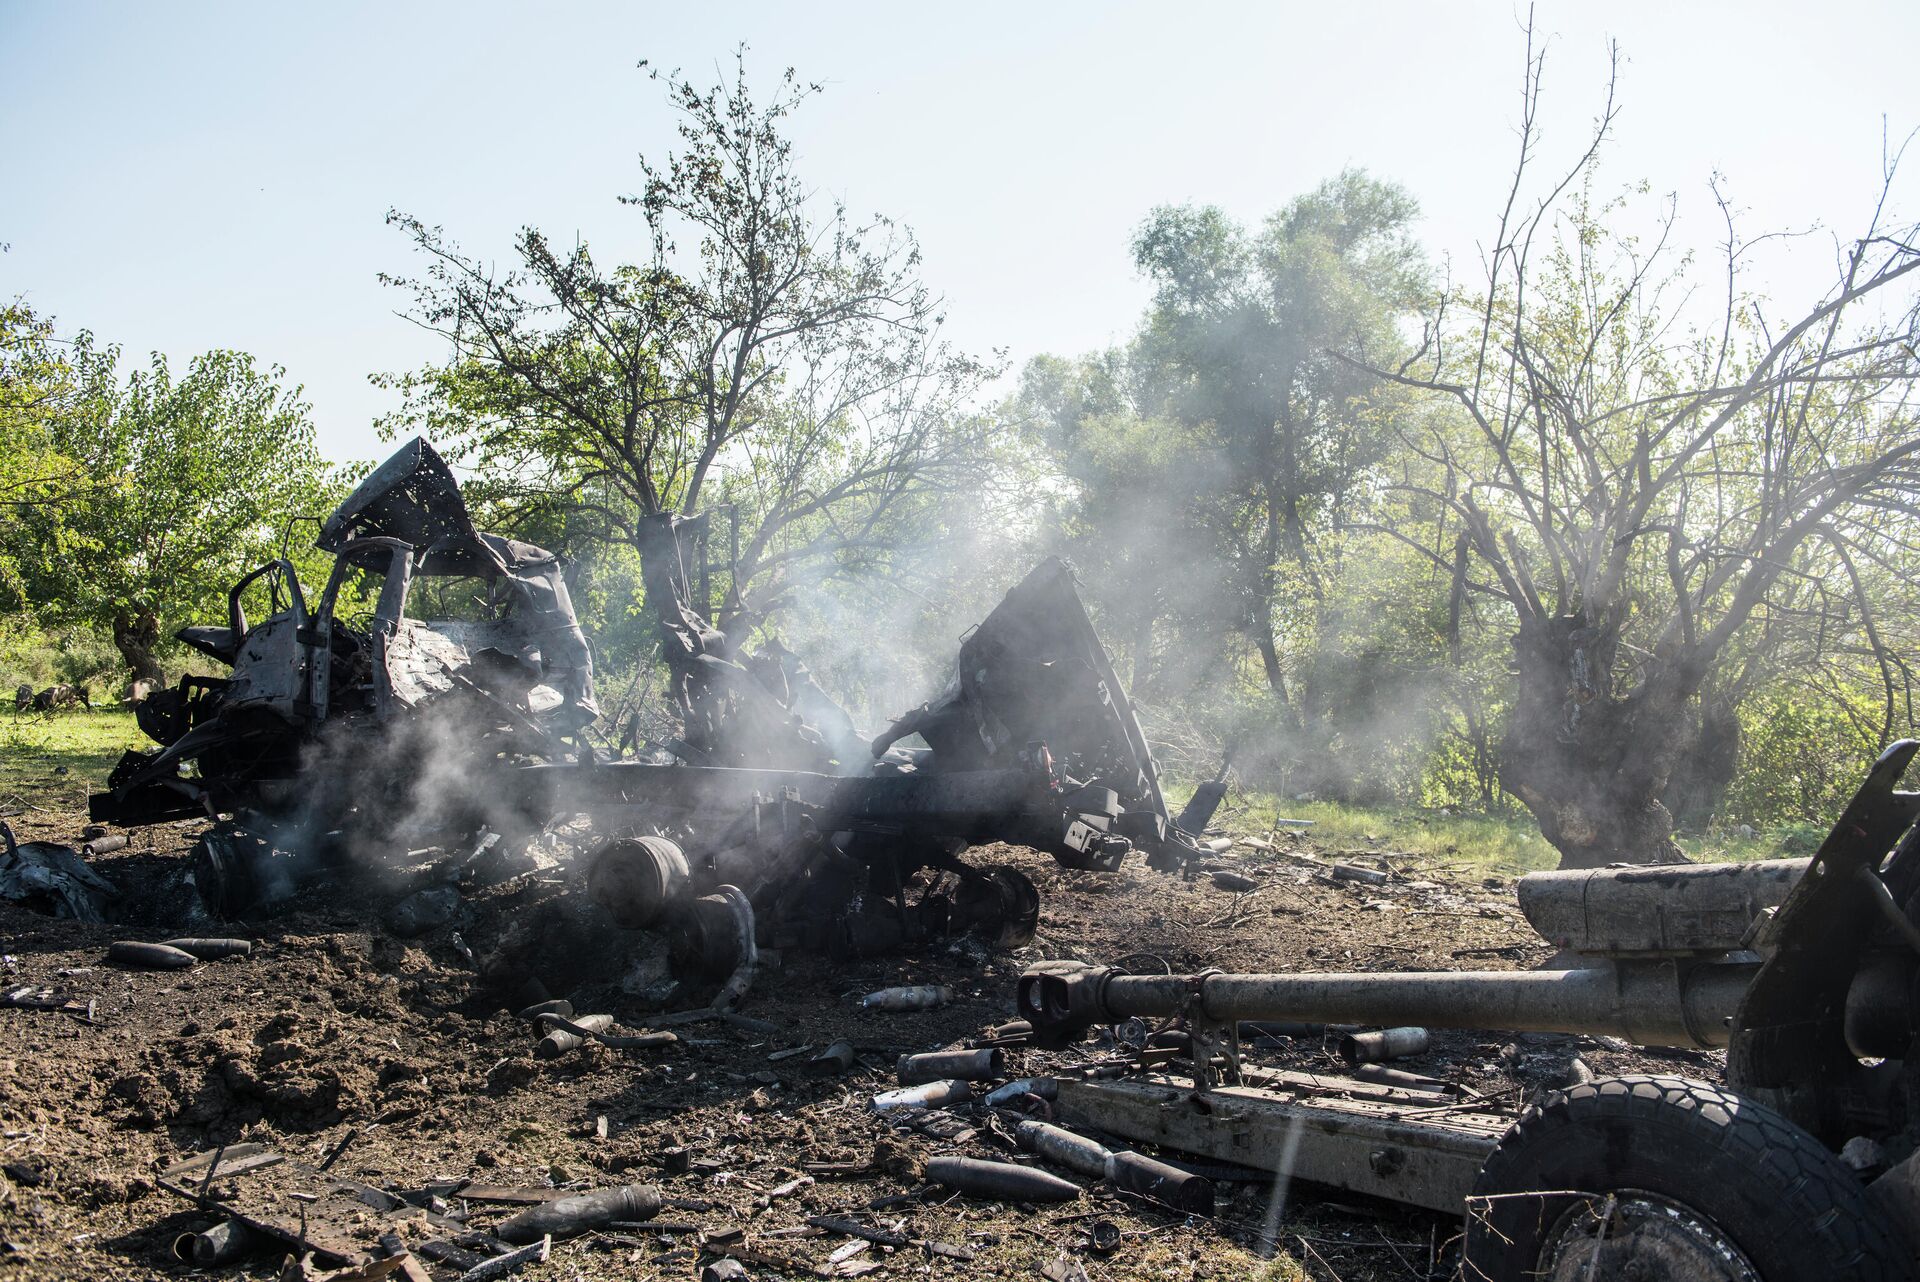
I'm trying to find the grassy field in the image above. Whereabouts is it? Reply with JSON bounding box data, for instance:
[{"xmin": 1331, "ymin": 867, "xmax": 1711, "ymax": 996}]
[
  {"xmin": 1207, "ymin": 784, "xmax": 1806, "ymax": 874},
  {"xmin": 0, "ymin": 707, "xmax": 148, "ymax": 816}
]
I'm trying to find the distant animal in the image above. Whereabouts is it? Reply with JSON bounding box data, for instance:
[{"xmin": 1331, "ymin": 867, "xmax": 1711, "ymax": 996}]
[
  {"xmin": 27, "ymin": 684, "xmax": 91, "ymax": 715},
  {"xmin": 12, "ymin": 684, "xmax": 29, "ymax": 713}
]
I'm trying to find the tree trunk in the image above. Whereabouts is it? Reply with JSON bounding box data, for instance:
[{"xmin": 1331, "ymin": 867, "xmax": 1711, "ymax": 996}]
[
  {"xmin": 1499, "ymin": 612, "xmax": 1693, "ymax": 869},
  {"xmin": 1662, "ymin": 698, "xmax": 1741, "ymax": 834},
  {"xmin": 111, "ymin": 608, "xmax": 166, "ymax": 688},
  {"xmin": 1252, "ymin": 629, "xmax": 1290, "ymax": 705}
]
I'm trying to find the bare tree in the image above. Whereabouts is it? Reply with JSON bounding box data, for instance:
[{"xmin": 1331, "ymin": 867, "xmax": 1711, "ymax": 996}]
[{"xmin": 1368, "ymin": 27, "xmax": 1920, "ymax": 866}]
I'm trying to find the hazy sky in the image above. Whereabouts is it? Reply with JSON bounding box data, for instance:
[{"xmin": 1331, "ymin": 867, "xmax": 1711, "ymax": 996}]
[{"xmin": 5, "ymin": 1, "xmax": 1918, "ymax": 463}]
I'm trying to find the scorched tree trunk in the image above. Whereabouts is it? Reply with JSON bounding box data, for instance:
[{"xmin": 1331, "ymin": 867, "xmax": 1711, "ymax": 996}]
[{"xmin": 1499, "ymin": 612, "xmax": 1697, "ymax": 869}]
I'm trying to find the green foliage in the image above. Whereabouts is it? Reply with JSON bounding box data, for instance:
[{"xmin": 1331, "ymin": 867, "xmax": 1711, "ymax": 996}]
[
  {"xmin": 3, "ymin": 334, "xmax": 340, "ymax": 685},
  {"xmin": 1126, "ymin": 173, "xmax": 1428, "ymax": 695},
  {"xmin": 1725, "ymin": 682, "xmax": 1886, "ymax": 828},
  {"xmin": 1205, "ymin": 779, "xmax": 1559, "ymax": 875},
  {"xmin": 378, "ymin": 51, "xmax": 993, "ymax": 626},
  {"xmin": 0, "ymin": 619, "xmax": 122, "ymax": 693},
  {"xmin": 0, "ymin": 301, "xmax": 112, "ymax": 601}
]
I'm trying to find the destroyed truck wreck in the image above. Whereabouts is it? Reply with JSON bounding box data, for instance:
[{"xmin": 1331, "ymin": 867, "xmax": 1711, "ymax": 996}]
[{"xmin": 89, "ymin": 437, "xmax": 1217, "ymax": 991}]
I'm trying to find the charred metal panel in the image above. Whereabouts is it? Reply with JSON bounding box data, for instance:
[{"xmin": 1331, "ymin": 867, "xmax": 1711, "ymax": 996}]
[
  {"xmin": 1053, "ymin": 1075, "xmax": 1503, "ymax": 1215},
  {"xmin": 317, "ymin": 435, "xmax": 473, "ymax": 555}
]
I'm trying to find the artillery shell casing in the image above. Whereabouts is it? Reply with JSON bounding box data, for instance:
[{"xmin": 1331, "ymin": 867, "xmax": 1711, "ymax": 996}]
[
  {"xmin": 925, "ymin": 1156, "xmax": 1081, "ymax": 1203},
  {"xmin": 82, "ymin": 834, "xmax": 129, "ymax": 855},
  {"xmin": 895, "ymin": 1048, "xmax": 1003, "ymax": 1085},
  {"xmin": 160, "ymin": 938, "xmax": 252, "ymax": 960},
  {"xmin": 1351, "ymin": 1063, "xmax": 1450, "ymax": 1093},
  {"xmin": 1016, "ymin": 1120, "xmax": 1112, "ymax": 1179},
  {"xmin": 172, "ymin": 1219, "xmax": 266, "ymax": 1266},
  {"xmin": 984, "ymin": 1077, "xmax": 1057, "ymax": 1106},
  {"xmin": 495, "ymin": 1183, "xmax": 661, "ymax": 1244},
  {"xmin": 107, "ymin": 941, "xmax": 197, "ymax": 970},
  {"xmin": 536, "ymin": 1013, "xmax": 612, "ymax": 1058},
  {"xmin": 1105, "ymin": 1150, "xmax": 1215, "ymax": 1214},
  {"xmin": 860, "ymin": 984, "xmax": 954, "ymax": 1011},
  {"xmin": 870, "ymin": 1078, "xmax": 972, "ymax": 1111},
  {"xmin": 702, "ymin": 1259, "xmax": 750, "ymax": 1282},
  {"xmin": 1338, "ymin": 1026, "xmax": 1430, "ymax": 1065}
]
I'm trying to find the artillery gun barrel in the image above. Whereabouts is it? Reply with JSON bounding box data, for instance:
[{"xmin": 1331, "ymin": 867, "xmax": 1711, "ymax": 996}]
[{"xmin": 1020, "ymin": 959, "xmax": 1757, "ymax": 1049}]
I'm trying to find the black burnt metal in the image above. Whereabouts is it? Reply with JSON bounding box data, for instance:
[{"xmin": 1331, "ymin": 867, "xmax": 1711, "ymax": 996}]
[{"xmin": 87, "ymin": 436, "xmax": 1213, "ymax": 984}]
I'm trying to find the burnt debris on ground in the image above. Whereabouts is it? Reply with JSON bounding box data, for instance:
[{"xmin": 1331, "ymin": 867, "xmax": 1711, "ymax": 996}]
[{"xmin": 4, "ymin": 813, "xmax": 1635, "ymax": 1282}]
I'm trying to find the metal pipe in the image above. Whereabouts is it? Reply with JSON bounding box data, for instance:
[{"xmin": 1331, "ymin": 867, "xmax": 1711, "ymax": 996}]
[
  {"xmin": 536, "ymin": 1013, "xmax": 612, "ymax": 1058},
  {"xmin": 1022, "ymin": 961, "xmax": 1757, "ymax": 1050},
  {"xmin": 172, "ymin": 1219, "xmax": 265, "ymax": 1266},
  {"xmin": 897, "ymin": 1049, "xmax": 1003, "ymax": 1084},
  {"xmin": 1338, "ymin": 1026, "xmax": 1429, "ymax": 1065}
]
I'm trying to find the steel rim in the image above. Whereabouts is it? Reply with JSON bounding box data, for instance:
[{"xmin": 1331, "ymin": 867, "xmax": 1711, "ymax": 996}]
[{"xmin": 1538, "ymin": 1189, "xmax": 1762, "ymax": 1282}]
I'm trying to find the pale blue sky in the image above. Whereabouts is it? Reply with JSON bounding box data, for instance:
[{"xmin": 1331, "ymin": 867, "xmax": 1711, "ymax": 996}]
[{"xmin": 4, "ymin": 1, "xmax": 1917, "ymax": 463}]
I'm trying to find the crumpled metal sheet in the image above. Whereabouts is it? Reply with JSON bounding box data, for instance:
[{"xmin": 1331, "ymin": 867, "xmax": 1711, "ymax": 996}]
[{"xmin": 0, "ymin": 822, "xmax": 118, "ymax": 922}]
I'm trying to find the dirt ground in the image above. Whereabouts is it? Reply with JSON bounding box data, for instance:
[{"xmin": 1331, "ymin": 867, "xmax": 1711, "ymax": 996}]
[{"xmin": 0, "ymin": 787, "xmax": 1714, "ymax": 1282}]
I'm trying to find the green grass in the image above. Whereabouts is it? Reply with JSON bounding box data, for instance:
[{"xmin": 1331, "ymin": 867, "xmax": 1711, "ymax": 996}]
[
  {"xmin": 1676, "ymin": 825, "xmax": 1823, "ymax": 864},
  {"xmin": 1219, "ymin": 790, "xmax": 1559, "ymax": 875},
  {"xmin": 1209, "ymin": 785, "xmax": 1829, "ymax": 875},
  {"xmin": 0, "ymin": 708, "xmax": 148, "ymax": 815}
]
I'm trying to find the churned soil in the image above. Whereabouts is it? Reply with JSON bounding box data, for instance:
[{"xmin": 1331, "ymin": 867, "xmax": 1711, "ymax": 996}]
[{"xmin": 0, "ymin": 804, "xmax": 1708, "ymax": 1282}]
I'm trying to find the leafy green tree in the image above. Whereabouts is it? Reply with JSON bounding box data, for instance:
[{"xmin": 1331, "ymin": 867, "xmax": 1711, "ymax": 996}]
[
  {"xmin": 1020, "ymin": 174, "xmax": 1430, "ymax": 796},
  {"xmin": 1123, "ymin": 173, "xmax": 1428, "ymax": 711},
  {"xmin": 13, "ymin": 347, "xmax": 334, "ymax": 685},
  {"xmin": 1015, "ymin": 351, "xmax": 1227, "ymax": 698},
  {"xmin": 0, "ymin": 301, "xmax": 112, "ymax": 601},
  {"xmin": 378, "ymin": 52, "xmax": 992, "ymax": 634}
]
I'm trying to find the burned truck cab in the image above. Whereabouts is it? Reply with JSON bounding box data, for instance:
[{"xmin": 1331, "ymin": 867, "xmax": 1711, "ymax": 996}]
[{"xmin": 93, "ymin": 438, "xmax": 598, "ymax": 851}]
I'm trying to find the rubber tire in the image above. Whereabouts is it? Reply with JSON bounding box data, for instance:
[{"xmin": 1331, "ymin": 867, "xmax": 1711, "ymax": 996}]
[{"xmin": 1463, "ymin": 1075, "xmax": 1913, "ymax": 1282}]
